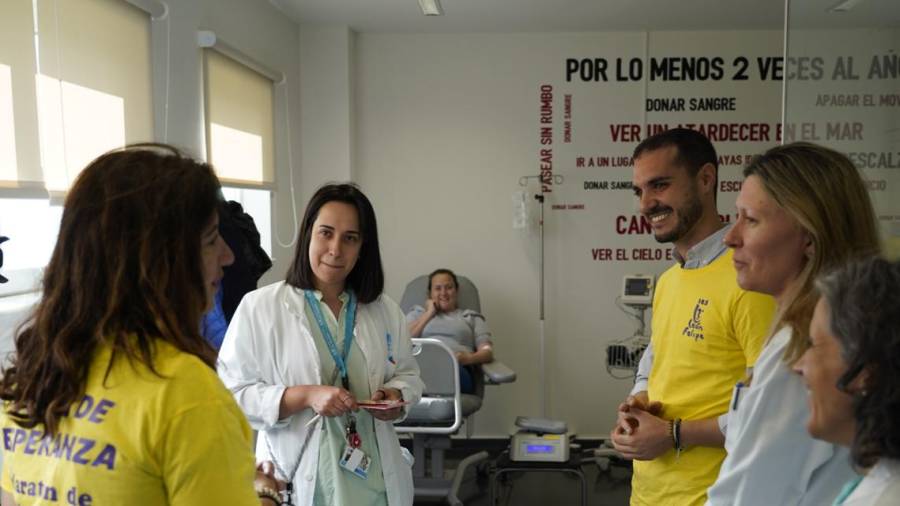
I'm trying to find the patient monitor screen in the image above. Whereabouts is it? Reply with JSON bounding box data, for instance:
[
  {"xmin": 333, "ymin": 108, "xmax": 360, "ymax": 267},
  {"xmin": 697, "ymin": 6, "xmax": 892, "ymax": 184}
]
[
  {"xmin": 625, "ymin": 278, "xmax": 651, "ymax": 297},
  {"xmin": 621, "ymin": 275, "xmax": 654, "ymax": 306}
]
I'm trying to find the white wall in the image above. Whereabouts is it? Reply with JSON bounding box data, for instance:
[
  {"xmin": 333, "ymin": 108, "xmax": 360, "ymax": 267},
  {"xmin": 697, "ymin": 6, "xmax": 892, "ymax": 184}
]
[
  {"xmin": 299, "ymin": 26, "xmax": 354, "ymax": 204},
  {"xmin": 355, "ymin": 33, "xmax": 591, "ymax": 437}
]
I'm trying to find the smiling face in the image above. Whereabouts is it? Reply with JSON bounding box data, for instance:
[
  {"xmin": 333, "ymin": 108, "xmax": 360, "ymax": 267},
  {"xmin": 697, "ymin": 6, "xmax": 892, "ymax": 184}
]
[
  {"xmin": 429, "ymin": 273, "xmax": 458, "ymax": 312},
  {"xmin": 632, "ymin": 146, "xmax": 705, "ymax": 247},
  {"xmin": 308, "ymin": 201, "xmax": 362, "ymax": 295},
  {"xmin": 793, "ymin": 297, "xmax": 856, "ymax": 446},
  {"xmin": 724, "ymin": 175, "xmax": 810, "ymax": 303},
  {"xmin": 200, "ymin": 213, "xmax": 235, "ymax": 312}
]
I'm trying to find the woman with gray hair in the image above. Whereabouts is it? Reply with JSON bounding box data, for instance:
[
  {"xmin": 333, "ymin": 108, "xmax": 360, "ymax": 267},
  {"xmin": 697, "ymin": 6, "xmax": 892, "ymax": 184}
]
[{"xmin": 793, "ymin": 256, "xmax": 900, "ymax": 505}]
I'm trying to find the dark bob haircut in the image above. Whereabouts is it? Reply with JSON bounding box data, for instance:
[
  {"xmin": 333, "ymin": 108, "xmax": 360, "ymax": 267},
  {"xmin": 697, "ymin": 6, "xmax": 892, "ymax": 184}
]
[
  {"xmin": 817, "ymin": 256, "xmax": 900, "ymax": 469},
  {"xmin": 285, "ymin": 182, "xmax": 384, "ymax": 303}
]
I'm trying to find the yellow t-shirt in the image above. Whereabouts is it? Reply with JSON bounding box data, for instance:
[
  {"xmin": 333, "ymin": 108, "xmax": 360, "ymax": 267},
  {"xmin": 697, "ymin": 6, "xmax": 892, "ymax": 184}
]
[
  {"xmin": 1, "ymin": 340, "xmax": 259, "ymax": 505},
  {"xmin": 631, "ymin": 250, "xmax": 775, "ymax": 506}
]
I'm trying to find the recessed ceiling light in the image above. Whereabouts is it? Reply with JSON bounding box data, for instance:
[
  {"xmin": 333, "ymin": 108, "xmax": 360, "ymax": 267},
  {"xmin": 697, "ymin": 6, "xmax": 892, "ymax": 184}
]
[
  {"xmin": 827, "ymin": 0, "xmax": 865, "ymax": 12},
  {"xmin": 418, "ymin": 0, "xmax": 443, "ymax": 16}
]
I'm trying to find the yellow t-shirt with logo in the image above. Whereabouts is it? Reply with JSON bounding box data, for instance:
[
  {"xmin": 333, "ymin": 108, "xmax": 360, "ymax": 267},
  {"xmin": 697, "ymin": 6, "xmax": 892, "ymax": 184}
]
[
  {"xmin": 0, "ymin": 340, "xmax": 259, "ymax": 505},
  {"xmin": 631, "ymin": 250, "xmax": 775, "ymax": 506}
]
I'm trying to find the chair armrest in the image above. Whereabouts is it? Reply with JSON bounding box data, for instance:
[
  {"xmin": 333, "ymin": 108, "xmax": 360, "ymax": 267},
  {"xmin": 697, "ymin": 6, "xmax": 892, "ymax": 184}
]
[{"xmin": 482, "ymin": 360, "xmax": 516, "ymax": 384}]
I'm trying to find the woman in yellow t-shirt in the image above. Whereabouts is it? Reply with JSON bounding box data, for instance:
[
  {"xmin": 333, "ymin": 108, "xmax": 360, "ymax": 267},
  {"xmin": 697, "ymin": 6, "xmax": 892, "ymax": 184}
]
[{"xmin": 0, "ymin": 145, "xmax": 276, "ymax": 505}]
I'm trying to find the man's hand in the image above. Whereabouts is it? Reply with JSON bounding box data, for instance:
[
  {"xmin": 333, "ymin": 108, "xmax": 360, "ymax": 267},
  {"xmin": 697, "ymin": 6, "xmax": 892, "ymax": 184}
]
[
  {"xmin": 615, "ymin": 392, "xmax": 662, "ymax": 435},
  {"xmin": 610, "ymin": 408, "xmax": 672, "ymax": 461}
]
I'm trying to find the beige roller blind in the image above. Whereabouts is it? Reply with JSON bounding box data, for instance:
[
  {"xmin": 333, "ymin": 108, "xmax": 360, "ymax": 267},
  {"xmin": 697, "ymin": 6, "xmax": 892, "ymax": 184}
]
[
  {"xmin": 35, "ymin": 0, "xmax": 154, "ymax": 193},
  {"xmin": 0, "ymin": 0, "xmax": 41, "ymax": 191},
  {"xmin": 204, "ymin": 49, "xmax": 275, "ymax": 188}
]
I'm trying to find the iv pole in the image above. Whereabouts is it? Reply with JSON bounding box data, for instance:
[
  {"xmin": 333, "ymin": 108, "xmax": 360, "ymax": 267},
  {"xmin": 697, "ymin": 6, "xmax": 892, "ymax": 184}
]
[{"xmin": 518, "ymin": 173, "xmax": 563, "ymax": 418}]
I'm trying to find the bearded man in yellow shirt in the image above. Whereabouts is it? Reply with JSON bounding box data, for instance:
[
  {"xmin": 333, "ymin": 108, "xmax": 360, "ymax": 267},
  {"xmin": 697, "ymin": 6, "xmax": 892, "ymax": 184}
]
[{"xmin": 610, "ymin": 128, "xmax": 775, "ymax": 506}]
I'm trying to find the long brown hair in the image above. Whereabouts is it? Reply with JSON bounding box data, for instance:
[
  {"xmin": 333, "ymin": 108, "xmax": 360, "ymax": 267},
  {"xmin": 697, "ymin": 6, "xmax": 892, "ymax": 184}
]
[
  {"xmin": 0, "ymin": 144, "xmax": 221, "ymax": 435},
  {"xmin": 744, "ymin": 142, "xmax": 881, "ymax": 364}
]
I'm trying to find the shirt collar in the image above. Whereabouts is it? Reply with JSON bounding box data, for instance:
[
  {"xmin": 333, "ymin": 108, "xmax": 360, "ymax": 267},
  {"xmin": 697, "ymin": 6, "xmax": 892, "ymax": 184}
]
[
  {"xmin": 675, "ymin": 224, "xmax": 731, "ymax": 269},
  {"xmin": 310, "ymin": 289, "xmax": 350, "ymax": 303}
]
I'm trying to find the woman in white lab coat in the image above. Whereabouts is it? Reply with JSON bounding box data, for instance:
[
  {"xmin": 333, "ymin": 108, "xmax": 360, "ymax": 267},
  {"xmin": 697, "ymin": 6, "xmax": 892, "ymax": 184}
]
[
  {"xmin": 706, "ymin": 143, "xmax": 881, "ymax": 505},
  {"xmin": 218, "ymin": 183, "xmax": 424, "ymax": 506},
  {"xmin": 794, "ymin": 256, "xmax": 900, "ymax": 506}
]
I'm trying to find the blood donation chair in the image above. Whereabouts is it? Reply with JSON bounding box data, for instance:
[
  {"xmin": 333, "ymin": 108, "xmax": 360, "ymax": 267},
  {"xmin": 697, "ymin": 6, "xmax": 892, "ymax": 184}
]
[{"xmin": 397, "ymin": 275, "xmax": 516, "ymax": 506}]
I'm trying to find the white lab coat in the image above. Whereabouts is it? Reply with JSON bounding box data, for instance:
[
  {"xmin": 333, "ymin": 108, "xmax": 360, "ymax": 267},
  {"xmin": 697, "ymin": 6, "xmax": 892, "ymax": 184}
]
[
  {"xmin": 217, "ymin": 281, "xmax": 424, "ymax": 506},
  {"xmin": 706, "ymin": 327, "xmax": 855, "ymax": 506},
  {"xmin": 841, "ymin": 459, "xmax": 900, "ymax": 505}
]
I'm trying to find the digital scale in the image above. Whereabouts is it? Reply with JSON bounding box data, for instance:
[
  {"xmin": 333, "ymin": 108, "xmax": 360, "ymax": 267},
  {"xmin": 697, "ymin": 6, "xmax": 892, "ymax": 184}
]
[
  {"xmin": 494, "ymin": 421, "xmax": 587, "ymax": 506},
  {"xmin": 510, "ymin": 431, "xmax": 570, "ymax": 462},
  {"xmin": 509, "ymin": 416, "xmax": 570, "ymax": 463}
]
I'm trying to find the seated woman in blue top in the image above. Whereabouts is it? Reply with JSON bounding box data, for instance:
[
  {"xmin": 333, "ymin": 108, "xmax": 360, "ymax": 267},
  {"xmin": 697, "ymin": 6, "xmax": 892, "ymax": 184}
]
[
  {"xmin": 406, "ymin": 269, "xmax": 494, "ymax": 394},
  {"xmin": 793, "ymin": 256, "xmax": 900, "ymax": 505}
]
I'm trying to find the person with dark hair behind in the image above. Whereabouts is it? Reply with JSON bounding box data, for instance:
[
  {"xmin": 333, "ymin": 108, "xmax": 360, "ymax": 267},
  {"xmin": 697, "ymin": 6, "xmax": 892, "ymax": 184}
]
[
  {"xmin": 219, "ymin": 200, "xmax": 273, "ymax": 321},
  {"xmin": 793, "ymin": 256, "xmax": 900, "ymax": 505},
  {"xmin": 0, "ymin": 144, "xmax": 275, "ymax": 505},
  {"xmin": 218, "ymin": 182, "xmax": 423, "ymax": 506},
  {"xmin": 201, "ymin": 200, "xmax": 273, "ymax": 350}
]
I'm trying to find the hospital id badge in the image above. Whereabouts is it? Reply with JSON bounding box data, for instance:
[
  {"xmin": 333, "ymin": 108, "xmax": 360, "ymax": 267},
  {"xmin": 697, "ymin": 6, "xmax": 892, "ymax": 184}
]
[{"xmin": 339, "ymin": 445, "xmax": 370, "ymax": 479}]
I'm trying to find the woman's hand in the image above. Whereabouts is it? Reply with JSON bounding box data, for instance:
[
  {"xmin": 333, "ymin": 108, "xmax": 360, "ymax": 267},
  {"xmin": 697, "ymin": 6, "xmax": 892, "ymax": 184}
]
[
  {"xmin": 255, "ymin": 461, "xmax": 284, "ymax": 490},
  {"xmin": 425, "ymin": 298, "xmax": 439, "ymax": 316},
  {"xmin": 368, "ymin": 387, "xmax": 404, "ymax": 421},
  {"xmin": 279, "ymin": 384, "xmax": 358, "ymax": 419},
  {"xmin": 307, "ymin": 385, "xmax": 358, "ymax": 417},
  {"xmin": 455, "ymin": 351, "xmax": 474, "ymax": 366},
  {"xmin": 408, "ymin": 301, "xmax": 438, "ymax": 337},
  {"xmin": 255, "ymin": 461, "xmax": 285, "ymax": 506},
  {"xmin": 457, "ymin": 344, "xmax": 493, "ymax": 366}
]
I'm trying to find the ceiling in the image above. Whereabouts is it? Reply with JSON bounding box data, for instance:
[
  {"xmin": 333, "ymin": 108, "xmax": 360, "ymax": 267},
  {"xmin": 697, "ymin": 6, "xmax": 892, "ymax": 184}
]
[{"xmin": 269, "ymin": 0, "xmax": 899, "ymax": 33}]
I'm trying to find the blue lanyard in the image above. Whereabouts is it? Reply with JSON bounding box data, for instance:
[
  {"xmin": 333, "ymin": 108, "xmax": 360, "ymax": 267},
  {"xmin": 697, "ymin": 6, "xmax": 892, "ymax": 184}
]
[
  {"xmin": 833, "ymin": 475, "xmax": 863, "ymax": 505},
  {"xmin": 386, "ymin": 332, "xmax": 395, "ymax": 364},
  {"xmin": 304, "ymin": 290, "xmax": 357, "ymax": 382}
]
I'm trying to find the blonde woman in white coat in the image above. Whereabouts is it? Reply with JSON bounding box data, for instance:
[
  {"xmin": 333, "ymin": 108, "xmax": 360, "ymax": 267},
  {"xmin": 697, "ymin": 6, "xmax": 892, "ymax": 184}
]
[{"xmin": 219, "ymin": 183, "xmax": 424, "ymax": 506}]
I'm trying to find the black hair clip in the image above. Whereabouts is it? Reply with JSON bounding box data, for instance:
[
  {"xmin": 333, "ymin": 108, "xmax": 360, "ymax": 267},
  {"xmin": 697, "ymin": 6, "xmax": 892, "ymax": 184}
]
[{"xmin": 0, "ymin": 236, "xmax": 8, "ymax": 283}]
